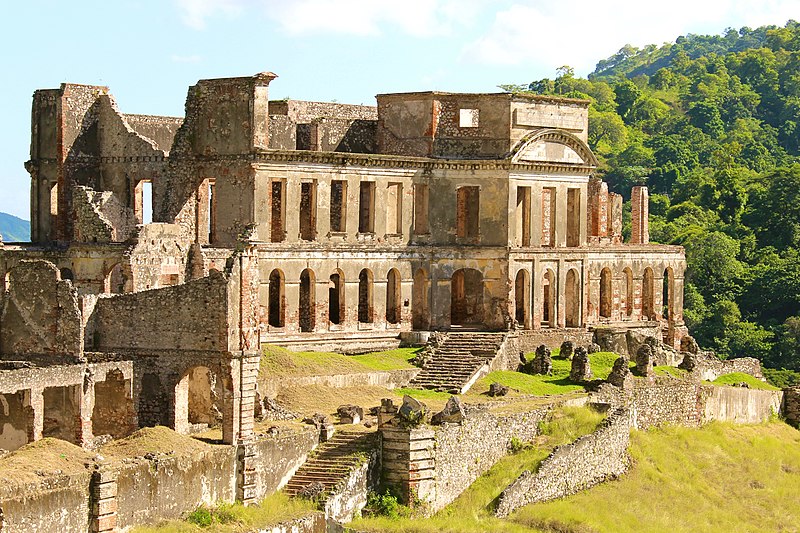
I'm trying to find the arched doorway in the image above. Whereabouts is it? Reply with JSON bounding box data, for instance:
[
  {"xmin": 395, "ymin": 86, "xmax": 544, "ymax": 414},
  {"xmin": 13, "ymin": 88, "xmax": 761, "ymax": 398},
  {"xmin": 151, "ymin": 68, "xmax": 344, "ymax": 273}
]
[
  {"xmin": 268, "ymin": 269, "xmax": 285, "ymax": 328},
  {"xmin": 412, "ymin": 268, "xmax": 430, "ymax": 330},
  {"xmin": 599, "ymin": 267, "xmax": 612, "ymax": 319},
  {"xmin": 514, "ymin": 269, "xmax": 530, "ymax": 328},
  {"xmin": 329, "ymin": 270, "xmax": 345, "ymax": 325},
  {"xmin": 451, "ymin": 268, "xmax": 483, "ymax": 326},
  {"xmin": 386, "ymin": 269, "xmax": 401, "ymax": 324},
  {"xmin": 299, "ymin": 269, "xmax": 316, "ymax": 332},
  {"xmin": 542, "ymin": 269, "xmax": 556, "ymax": 328},
  {"xmin": 358, "ymin": 269, "xmax": 374, "ymax": 324},
  {"xmin": 105, "ymin": 263, "xmax": 127, "ymax": 294},
  {"xmin": 565, "ymin": 268, "xmax": 581, "ymax": 327},
  {"xmin": 623, "ymin": 267, "xmax": 634, "ymax": 318},
  {"xmin": 642, "ymin": 267, "xmax": 655, "ymax": 320}
]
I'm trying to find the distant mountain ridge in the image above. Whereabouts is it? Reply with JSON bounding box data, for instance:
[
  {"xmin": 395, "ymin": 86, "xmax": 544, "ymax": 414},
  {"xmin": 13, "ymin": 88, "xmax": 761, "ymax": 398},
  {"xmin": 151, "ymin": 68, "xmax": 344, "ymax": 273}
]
[{"xmin": 0, "ymin": 212, "xmax": 30, "ymax": 242}]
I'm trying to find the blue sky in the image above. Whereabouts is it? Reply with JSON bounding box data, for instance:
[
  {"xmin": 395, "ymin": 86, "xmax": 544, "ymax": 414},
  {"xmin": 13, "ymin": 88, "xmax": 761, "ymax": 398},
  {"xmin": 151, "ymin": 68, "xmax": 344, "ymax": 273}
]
[{"xmin": 1, "ymin": 0, "xmax": 797, "ymax": 219}]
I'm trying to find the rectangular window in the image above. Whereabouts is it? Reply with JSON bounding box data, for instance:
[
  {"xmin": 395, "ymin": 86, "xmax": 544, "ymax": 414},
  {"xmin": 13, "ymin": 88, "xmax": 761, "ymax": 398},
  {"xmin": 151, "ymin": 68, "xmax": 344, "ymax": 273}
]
[
  {"xmin": 386, "ymin": 183, "xmax": 402, "ymax": 235},
  {"xmin": 413, "ymin": 183, "xmax": 429, "ymax": 235},
  {"xmin": 270, "ymin": 180, "xmax": 285, "ymax": 243},
  {"xmin": 358, "ymin": 181, "xmax": 376, "ymax": 233},
  {"xmin": 456, "ymin": 186, "xmax": 480, "ymax": 238},
  {"xmin": 516, "ymin": 186, "xmax": 531, "ymax": 246},
  {"xmin": 330, "ymin": 180, "xmax": 347, "ymax": 233},
  {"xmin": 299, "ymin": 181, "xmax": 317, "ymax": 241},
  {"xmin": 567, "ymin": 188, "xmax": 581, "ymax": 247},
  {"xmin": 459, "ymin": 108, "xmax": 479, "ymax": 128},
  {"xmin": 134, "ymin": 180, "xmax": 153, "ymax": 224},
  {"xmin": 208, "ymin": 180, "xmax": 216, "ymax": 244}
]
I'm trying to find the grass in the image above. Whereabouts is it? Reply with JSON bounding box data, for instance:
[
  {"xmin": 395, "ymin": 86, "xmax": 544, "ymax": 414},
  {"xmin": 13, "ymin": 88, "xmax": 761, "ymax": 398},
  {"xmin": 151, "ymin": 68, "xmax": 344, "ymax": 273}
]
[
  {"xmin": 654, "ymin": 365, "xmax": 687, "ymax": 378},
  {"xmin": 472, "ymin": 351, "xmax": 623, "ymax": 398},
  {"xmin": 131, "ymin": 492, "xmax": 316, "ymax": 532},
  {"xmin": 101, "ymin": 426, "xmax": 214, "ymax": 458},
  {"xmin": 351, "ymin": 405, "xmax": 606, "ymax": 533},
  {"xmin": 260, "ymin": 345, "xmax": 418, "ymax": 378},
  {"xmin": 710, "ymin": 372, "xmax": 780, "ymax": 391},
  {"xmin": 511, "ymin": 421, "xmax": 800, "ymax": 533},
  {"xmin": 0, "ymin": 438, "xmax": 95, "ymax": 495}
]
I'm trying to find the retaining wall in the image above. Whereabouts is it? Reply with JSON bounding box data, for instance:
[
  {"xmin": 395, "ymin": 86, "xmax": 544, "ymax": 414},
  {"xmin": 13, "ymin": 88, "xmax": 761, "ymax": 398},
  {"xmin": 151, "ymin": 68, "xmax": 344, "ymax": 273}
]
[{"xmin": 495, "ymin": 408, "xmax": 631, "ymax": 517}]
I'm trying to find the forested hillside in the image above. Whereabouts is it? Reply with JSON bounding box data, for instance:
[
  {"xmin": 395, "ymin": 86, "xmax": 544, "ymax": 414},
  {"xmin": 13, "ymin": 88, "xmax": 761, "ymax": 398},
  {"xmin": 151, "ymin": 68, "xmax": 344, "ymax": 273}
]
[{"xmin": 502, "ymin": 20, "xmax": 800, "ymax": 381}]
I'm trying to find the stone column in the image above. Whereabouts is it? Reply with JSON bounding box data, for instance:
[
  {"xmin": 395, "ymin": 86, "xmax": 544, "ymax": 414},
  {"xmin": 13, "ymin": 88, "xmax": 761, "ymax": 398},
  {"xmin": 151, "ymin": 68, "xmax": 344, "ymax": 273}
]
[
  {"xmin": 78, "ymin": 369, "xmax": 95, "ymax": 447},
  {"xmin": 631, "ymin": 186, "xmax": 649, "ymax": 244},
  {"xmin": 236, "ymin": 441, "xmax": 258, "ymax": 505},
  {"xmin": 89, "ymin": 467, "xmax": 118, "ymax": 533},
  {"xmin": 381, "ymin": 425, "xmax": 436, "ymax": 506},
  {"xmin": 25, "ymin": 388, "xmax": 44, "ymax": 443}
]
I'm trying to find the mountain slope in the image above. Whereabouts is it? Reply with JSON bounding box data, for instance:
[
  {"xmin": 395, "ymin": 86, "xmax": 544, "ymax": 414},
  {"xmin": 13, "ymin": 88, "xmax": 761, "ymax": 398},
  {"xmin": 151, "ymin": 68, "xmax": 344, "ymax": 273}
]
[{"xmin": 0, "ymin": 212, "xmax": 30, "ymax": 242}]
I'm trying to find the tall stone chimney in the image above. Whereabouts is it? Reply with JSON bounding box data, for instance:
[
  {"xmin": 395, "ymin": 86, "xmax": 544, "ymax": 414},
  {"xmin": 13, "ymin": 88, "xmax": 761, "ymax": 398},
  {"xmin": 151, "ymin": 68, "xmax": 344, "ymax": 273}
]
[{"xmin": 631, "ymin": 185, "xmax": 649, "ymax": 244}]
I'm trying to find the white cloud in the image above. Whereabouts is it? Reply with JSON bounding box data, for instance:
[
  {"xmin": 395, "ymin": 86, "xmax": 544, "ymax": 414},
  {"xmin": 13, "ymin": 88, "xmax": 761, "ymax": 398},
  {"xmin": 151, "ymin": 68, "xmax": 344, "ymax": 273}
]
[
  {"xmin": 174, "ymin": 0, "xmax": 489, "ymax": 36},
  {"xmin": 175, "ymin": 0, "xmax": 242, "ymax": 29},
  {"xmin": 462, "ymin": 0, "xmax": 800, "ymax": 75}
]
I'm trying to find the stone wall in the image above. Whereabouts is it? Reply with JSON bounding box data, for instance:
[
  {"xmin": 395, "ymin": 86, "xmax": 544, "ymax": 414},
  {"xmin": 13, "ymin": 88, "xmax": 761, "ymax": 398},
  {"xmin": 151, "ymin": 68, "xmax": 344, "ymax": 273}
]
[
  {"xmin": 259, "ymin": 368, "xmax": 419, "ymax": 399},
  {"xmin": 247, "ymin": 427, "xmax": 319, "ymax": 501},
  {"xmin": 0, "ymin": 470, "xmax": 91, "ymax": 533},
  {"xmin": 630, "ymin": 379, "xmax": 705, "ymax": 429},
  {"xmin": 701, "ymin": 386, "xmax": 782, "ymax": 424},
  {"xmin": 92, "ymin": 271, "xmax": 228, "ymax": 352},
  {"xmin": 495, "ymin": 408, "xmax": 631, "ymax": 517},
  {"xmin": 115, "ymin": 446, "xmax": 237, "ymax": 526},
  {"xmin": 430, "ymin": 405, "xmax": 551, "ymax": 511}
]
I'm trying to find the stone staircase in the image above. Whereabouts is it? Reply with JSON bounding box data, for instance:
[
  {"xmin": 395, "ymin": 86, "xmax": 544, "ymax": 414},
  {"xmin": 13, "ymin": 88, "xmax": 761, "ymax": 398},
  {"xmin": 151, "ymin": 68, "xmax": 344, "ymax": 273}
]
[
  {"xmin": 284, "ymin": 429, "xmax": 377, "ymax": 508},
  {"xmin": 410, "ymin": 332, "xmax": 508, "ymax": 393}
]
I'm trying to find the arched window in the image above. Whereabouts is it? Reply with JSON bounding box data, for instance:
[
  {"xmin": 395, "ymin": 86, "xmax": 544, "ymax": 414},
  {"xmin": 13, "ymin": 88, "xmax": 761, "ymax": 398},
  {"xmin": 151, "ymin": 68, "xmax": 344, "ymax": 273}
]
[
  {"xmin": 623, "ymin": 267, "xmax": 634, "ymax": 317},
  {"xmin": 599, "ymin": 267, "xmax": 612, "ymax": 319},
  {"xmin": 642, "ymin": 267, "xmax": 655, "ymax": 320},
  {"xmin": 565, "ymin": 268, "xmax": 581, "ymax": 327},
  {"xmin": 329, "ymin": 270, "xmax": 345, "ymax": 325},
  {"xmin": 105, "ymin": 263, "xmax": 127, "ymax": 294},
  {"xmin": 542, "ymin": 269, "xmax": 556, "ymax": 327},
  {"xmin": 268, "ymin": 269, "xmax": 285, "ymax": 328},
  {"xmin": 299, "ymin": 269, "xmax": 316, "ymax": 332},
  {"xmin": 412, "ymin": 268, "xmax": 430, "ymax": 330},
  {"xmin": 386, "ymin": 269, "xmax": 401, "ymax": 324},
  {"xmin": 358, "ymin": 269, "xmax": 374, "ymax": 324},
  {"xmin": 515, "ymin": 269, "xmax": 530, "ymax": 328}
]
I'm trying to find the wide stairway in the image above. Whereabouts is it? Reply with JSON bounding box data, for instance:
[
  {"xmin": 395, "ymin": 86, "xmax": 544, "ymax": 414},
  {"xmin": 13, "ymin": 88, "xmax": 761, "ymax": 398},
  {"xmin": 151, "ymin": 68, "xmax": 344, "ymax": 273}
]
[
  {"xmin": 284, "ymin": 429, "xmax": 377, "ymax": 501},
  {"xmin": 410, "ymin": 332, "xmax": 507, "ymax": 393}
]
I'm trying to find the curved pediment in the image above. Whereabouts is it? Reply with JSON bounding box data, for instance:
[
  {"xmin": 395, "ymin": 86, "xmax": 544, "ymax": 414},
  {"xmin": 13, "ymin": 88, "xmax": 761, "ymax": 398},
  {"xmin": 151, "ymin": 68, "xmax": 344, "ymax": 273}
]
[{"xmin": 509, "ymin": 129, "xmax": 598, "ymax": 167}]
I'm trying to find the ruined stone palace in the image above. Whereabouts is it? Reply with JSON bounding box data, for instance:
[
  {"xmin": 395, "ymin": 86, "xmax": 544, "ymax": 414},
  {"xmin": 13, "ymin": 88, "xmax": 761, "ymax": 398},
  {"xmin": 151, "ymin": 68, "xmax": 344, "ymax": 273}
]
[
  {"xmin": 0, "ymin": 72, "xmax": 686, "ymax": 454},
  {"xmin": 0, "ymin": 72, "xmax": 686, "ymax": 449}
]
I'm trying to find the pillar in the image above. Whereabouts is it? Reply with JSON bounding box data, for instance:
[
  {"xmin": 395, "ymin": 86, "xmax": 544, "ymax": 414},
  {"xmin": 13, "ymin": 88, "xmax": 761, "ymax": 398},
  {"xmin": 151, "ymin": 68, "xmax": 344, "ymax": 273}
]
[
  {"xmin": 631, "ymin": 186, "xmax": 649, "ymax": 244},
  {"xmin": 89, "ymin": 467, "xmax": 118, "ymax": 533}
]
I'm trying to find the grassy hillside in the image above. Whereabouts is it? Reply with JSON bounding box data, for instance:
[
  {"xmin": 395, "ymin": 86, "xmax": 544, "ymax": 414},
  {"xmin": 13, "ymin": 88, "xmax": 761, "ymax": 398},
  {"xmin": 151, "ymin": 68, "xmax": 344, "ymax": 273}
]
[
  {"xmin": 352, "ymin": 421, "xmax": 800, "ymax": 532},
  {"xmin": 0, "ymin": 211, "xmax": 30, "ymax": 242}
]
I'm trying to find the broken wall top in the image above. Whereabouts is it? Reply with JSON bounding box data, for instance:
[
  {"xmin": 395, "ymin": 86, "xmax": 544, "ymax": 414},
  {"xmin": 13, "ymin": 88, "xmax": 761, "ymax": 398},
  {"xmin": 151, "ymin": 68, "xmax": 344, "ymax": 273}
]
[{"xmin": 0, "ymin": 260, "xmax": 83, "ymax": 360}]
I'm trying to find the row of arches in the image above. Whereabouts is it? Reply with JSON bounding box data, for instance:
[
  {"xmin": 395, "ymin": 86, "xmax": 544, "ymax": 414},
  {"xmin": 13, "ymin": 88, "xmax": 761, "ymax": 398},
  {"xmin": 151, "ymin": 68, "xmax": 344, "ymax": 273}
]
[
  {"xmin": 598, "ymin": 266, "xmax": 675, "ymax": 321},
  {"xmin": 264, "ymin": 267, "xmax": 492, "ymax": 332},
  {"xmin": 514, "ymin": 268, "xmax": 582, "ymax": 328},
  {"xmin": 268, "ymin": 268, "xmax": 405, "ymax": 331}
]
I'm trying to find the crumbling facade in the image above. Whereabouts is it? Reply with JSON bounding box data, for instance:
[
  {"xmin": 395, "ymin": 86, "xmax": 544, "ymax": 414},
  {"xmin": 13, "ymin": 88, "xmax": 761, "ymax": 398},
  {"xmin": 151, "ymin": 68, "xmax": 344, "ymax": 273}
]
[{"xmin": 0, "ymin": 72, "xmax": 686, "ymax": 455}]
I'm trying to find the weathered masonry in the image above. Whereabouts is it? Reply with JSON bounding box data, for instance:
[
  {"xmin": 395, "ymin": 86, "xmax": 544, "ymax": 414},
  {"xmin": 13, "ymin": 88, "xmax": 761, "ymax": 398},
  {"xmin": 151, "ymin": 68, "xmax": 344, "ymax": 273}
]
[{"xmin": 0, "ymin": 71, "xmax": 687, "ymax": 453}]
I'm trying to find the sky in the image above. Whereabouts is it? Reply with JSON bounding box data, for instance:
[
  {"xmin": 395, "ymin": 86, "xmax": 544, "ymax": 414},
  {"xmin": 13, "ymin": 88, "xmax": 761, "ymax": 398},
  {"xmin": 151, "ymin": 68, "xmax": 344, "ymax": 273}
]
[{"xmin": 0, "ymin": 0, "xmax": 797, "ymax": 220}]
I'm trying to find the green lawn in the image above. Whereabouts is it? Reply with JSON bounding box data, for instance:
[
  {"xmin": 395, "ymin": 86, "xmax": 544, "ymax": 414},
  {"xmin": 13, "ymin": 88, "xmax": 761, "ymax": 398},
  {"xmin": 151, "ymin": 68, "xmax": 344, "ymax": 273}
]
[
  {"xmin": 260, "ymin": 344, "xmax": 418, "ymax": 378},
  {"xmin": 710, "ymin": 372, "xmax": 780, "ymax": 391},
  {"xmin": 473, "ymin": 351, "xmax": 624, "ymax": 397}
]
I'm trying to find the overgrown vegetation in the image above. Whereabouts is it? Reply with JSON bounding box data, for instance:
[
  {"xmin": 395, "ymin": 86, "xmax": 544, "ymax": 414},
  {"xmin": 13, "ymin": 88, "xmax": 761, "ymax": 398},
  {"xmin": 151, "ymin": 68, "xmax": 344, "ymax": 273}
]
[
  {"xmin": 502, "ymin": 20, "xmax": 800, "ymax": 375},
  {"xmin": 352, "ymin": 405, "xmax": 606, "ymax": 532},
  {"xmin": 131, "ymin": 492, "xmax": 315, "ymax": 532}
]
